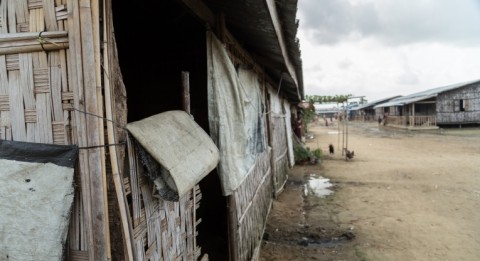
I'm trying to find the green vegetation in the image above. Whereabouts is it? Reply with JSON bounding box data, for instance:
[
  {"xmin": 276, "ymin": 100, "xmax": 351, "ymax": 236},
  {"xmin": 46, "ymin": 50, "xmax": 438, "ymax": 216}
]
[
  {"xmin": 305, "ymin": 94, "xmax": 353, "ymax": 103},
  {"xmin": 302, "ymin": 105, "xmax": 316, "ymax": 133},
  {"xmin": 293, "ymin": 145, "xmax": 322, "ymax": 164}
]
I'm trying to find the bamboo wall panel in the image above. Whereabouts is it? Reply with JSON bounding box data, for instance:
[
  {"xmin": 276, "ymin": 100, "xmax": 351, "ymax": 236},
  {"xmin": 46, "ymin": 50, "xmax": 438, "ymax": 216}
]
[
  {"xmin": 271, "ymin": 114, "xmax": 289, "ymax": 194},
  {"xmin": 437, "ymin": 83, "xmax": 480, "ymax": 124},
  {"xmin": 126, "ymin": 137, "xmax": 201, "ymax": 261},
  {"xmin": 231, "ymin": 151, "xmax": 272, "ymax": 260},
  {"xmin": 0, "ymin": 0, "xmax": 110, "ymax": 260}
]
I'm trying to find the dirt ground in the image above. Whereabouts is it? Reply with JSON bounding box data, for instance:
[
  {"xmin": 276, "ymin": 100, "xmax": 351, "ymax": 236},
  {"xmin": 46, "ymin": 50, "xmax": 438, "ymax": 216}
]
[{"xmin": 259, "ymin": 121, "xmax": 480, "ymax": 261}]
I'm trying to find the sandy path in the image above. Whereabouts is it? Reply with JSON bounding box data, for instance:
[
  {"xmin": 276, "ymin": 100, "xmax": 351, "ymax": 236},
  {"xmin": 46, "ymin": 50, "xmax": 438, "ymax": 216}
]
[{"xmin": 260, "ymin": 121, "xmax": 480, "ymax": 260}]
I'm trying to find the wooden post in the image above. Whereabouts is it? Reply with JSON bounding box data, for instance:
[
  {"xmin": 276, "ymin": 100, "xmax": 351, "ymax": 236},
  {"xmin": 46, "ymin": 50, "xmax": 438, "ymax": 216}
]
[
  {"xmin": 216, "ymin": 13, "xmax": 226, "ymax": 43},
  {"xmin": 412, "ymin": 103, "xmax": 416, "ymax": 127},
  {"xmin": 182, "ymin": 71, "xmax": 191, "ymax": 114}
]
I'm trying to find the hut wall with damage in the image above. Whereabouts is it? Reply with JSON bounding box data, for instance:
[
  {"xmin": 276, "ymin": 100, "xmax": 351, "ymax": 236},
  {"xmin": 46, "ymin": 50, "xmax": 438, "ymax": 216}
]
[
  {"xmin": 436, "ymin": 81, "xmax": 480, "ymax": 125},
  {"xmin": 0, "ymin": 0, "xmax": 302, "ymax": 260}
]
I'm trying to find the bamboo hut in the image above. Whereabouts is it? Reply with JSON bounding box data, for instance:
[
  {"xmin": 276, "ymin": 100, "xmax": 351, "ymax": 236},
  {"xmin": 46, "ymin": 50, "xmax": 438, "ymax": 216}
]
[
  {"xmin": 0, "ymin": 0, "xmax": 303, "ymax": 260},
  {"xmin": 374, "ymin": 79, "xmax": 480, "ymax": 129}
]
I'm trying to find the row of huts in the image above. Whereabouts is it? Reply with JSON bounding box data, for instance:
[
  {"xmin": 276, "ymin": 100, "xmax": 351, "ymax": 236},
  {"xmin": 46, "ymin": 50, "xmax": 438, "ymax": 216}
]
[
  {"xmin": 0, "ymin": 0, "xmax": 304, "ymax": 260},
  {"xmin": 355, "ymin": 79, "xmax": 480, "ymax": 129}
]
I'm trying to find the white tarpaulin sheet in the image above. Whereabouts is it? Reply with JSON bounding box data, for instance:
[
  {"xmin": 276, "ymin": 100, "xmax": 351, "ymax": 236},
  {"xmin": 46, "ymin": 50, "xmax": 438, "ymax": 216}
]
[
  {"xmin": 126, "ymin": 110, "xmax": 220, "ymax": 201},
  {"xmin": 0, "ymin": 140, "xmax": 77, "ymax": 261},
  {"xmin": 207, "ymin": 31, "xmax": 266, "ymax": 195}
]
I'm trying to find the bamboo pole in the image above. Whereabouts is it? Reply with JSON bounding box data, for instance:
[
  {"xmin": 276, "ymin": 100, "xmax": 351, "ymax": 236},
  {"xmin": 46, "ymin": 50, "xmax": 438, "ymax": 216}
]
[
  {"xmin": 0, "ymin": 31, "xmax": 67, "ymax": 42},
  {"xmin": 103, "ymin": 0, "xmax": 135, "ymax": 259},
  {"xmin": 67, "ymin": 0, "xmax": 95, "ymax": 255},
  {"xmin": 0, "ymin": 42, "xmax": 69, "ymax": 55},
  {"xmin": 78, "ymin": 0, "xmax": 109, "ymax": 258},
  {"xmin": 91, "ymin": 0, "xmax": 111, "ymax": 258}
]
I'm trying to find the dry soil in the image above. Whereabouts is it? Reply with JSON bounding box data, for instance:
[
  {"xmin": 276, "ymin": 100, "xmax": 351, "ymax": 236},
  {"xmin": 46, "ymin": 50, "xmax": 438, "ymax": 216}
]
[{"xmin": 260, "ymin": 121, "xmax": 480, "ymax": 261}]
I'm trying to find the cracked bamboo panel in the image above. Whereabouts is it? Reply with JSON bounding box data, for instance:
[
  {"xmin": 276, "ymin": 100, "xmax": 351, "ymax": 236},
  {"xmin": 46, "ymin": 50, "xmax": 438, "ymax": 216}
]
[
  {"xmin": 126, "ymin": 137, "xmax": 201, "ymax": 260},
  {"xmin": 0, "ymin": 55, "xmax": 11, "ymax": 140}
]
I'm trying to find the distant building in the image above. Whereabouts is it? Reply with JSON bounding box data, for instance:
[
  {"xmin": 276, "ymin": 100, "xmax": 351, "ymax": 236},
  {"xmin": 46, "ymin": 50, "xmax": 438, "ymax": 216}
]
[
  {"xmin": 314, "ymin": 103, "xmax": 340, "ymax": 118},
  {"xmin": 354, "ymin": 96, "xmax": 402, "ymax": 121},
  {"xmin": 374, "ymin": 79, "xmax": 480, "ymax": 129}
]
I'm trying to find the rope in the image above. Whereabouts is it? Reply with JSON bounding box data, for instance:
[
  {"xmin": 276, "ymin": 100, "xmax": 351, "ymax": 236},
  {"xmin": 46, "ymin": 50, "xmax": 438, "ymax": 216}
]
[
  {"xmin": 37, "ymin": 31, "xmax": 62, "ymax": 53},
  {"xmin": 72, "ymin": 107, "xmax": 127, "ymax": 131}
]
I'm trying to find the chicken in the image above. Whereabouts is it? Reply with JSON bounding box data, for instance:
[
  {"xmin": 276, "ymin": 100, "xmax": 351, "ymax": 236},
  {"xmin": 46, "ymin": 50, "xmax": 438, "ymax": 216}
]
[
  {"xmin": 329, "ymin": 144, "xmax": 334, "ymax": 155},
  {"xmin": 344, "ymin": 148, "xmax": 354, "ymax": 160}
]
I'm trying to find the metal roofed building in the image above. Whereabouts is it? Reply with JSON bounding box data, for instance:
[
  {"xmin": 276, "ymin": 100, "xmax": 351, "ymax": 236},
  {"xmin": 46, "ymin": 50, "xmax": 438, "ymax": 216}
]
[
  {"xmin": 354, "ymin": 96, "xmax": 402, "ymax": 121},
  {"xmin": 374, "ymin": 79, "xmax": 480, "ymax": 129}
]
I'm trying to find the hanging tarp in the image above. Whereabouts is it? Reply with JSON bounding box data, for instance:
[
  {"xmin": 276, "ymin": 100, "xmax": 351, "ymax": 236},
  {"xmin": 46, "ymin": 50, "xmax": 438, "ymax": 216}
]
[
  {"xmin": 0, "ymin": 140, "xmax": 78, "ymax": 261},
  {"xmin": 126, "ymin": 110, "xmax": 220, "ymax": 201},
  {"xmin": 207, "ymin": 31, "xmax": 266, "ymax": 195}
]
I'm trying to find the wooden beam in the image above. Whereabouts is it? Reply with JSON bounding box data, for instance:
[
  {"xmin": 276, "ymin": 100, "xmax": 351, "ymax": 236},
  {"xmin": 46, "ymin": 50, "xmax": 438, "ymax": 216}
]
[{"xmin": 176, "ymin": 0, "xmax": 215, "ymax": 26}]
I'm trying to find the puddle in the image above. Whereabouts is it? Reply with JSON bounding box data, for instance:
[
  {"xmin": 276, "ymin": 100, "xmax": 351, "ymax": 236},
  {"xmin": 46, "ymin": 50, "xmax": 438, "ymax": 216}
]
[
  {"xmin": 304, "ymin": 174, "xmax": 333, "ymax": 197},
  {"xmin": 327, "ymin": 131, "xmax": 340, "ymax": 135}
]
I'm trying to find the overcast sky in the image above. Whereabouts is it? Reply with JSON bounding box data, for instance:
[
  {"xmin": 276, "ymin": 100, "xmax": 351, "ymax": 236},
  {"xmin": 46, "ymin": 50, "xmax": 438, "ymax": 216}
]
[{"xmin": 297, "ymin": 0, "xmax": 480, "ymax": 102}]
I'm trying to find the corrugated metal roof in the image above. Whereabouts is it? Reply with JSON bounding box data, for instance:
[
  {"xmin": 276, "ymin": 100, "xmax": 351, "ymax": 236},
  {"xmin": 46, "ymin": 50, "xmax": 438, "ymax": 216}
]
[
  {"xmin": 203, "ymin": 0, "xmax": 303, "ymax": 102},
  {"xmin": 356, "ymin": 95, "xmax": 402, "ymax": 110},
  {"xmin": 374, "ymin": 79, "xmax": 480, "ymax": 108}
]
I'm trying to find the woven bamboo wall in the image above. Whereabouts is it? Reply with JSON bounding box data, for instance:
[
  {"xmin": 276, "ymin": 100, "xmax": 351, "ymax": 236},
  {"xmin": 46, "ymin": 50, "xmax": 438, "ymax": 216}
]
[
  {"xmin": 230, "ymin": 151, "xmax": 272, "ymax": 260},
  {"xmin": 271, "ymin": 113, "xmax": 289, "ymax": 195},
  {"xmin": 1, "ymin": 0, "xmax": 112, "ymax": 260},
  {"xmin": 126, "ymin": 137, "xmax": 201, "ymax": 261}
]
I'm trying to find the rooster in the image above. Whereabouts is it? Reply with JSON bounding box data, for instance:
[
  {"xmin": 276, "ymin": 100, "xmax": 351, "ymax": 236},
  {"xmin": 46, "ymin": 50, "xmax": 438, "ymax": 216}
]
[{"xmin": 344, "ymin": 148, "xmax": 354, "ymax": 160}]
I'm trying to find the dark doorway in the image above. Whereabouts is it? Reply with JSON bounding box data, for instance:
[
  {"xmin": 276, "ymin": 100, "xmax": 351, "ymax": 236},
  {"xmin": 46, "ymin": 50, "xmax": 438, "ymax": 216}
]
[{"xmin": 112, "ymin": 1, "xmax": 228, "ymax": 259}]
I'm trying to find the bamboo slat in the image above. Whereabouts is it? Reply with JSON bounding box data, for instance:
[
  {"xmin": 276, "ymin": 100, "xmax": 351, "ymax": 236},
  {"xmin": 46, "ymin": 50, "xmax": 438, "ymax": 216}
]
[
  {"xmin": 67, "ymin": 0, "xmax": 95, "ymax": 257},
  {"xmin": 0, "ymin": 1, "xmax": 7, "ymax": 33},
  {"xmin": 126, "ymin": 136, "xmax": 201, "ymax": 260},
  {"xmin": 0, "ymin": 95, "xmax": 8, "ymax": 111},
  {"xmin": 8, "ymin": 71, "xmax": 27, "ymax": 141},
  {"xmin": 28, "ymin": 0, "xmax": 43, "ymax": 10},
  {"xmin": 90, "ymin": 0, "xmax": 111, "ymax": 257},
  {"xmin": 102, "ymin": 0, "xmax": 134, "ymax": 258},
  {"xmin": 49, "ymin": 52, "xmax": 63, "ymax": 120},
  {"xmin": 7, "ymin": 0, "xmax": 16, "ymax": 33},
  {"xmin": 78, "ymin": 0, "xmax": 109, "ymax": 256},
  {"xmin": 43, "ymin": 0, "xmax": 59, "ymax": 30},
  {"xmin": 69, "ymin": 250, "xmax": 89, "ymax": 261}
]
